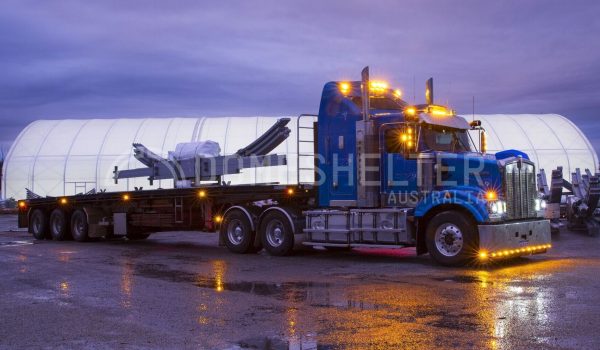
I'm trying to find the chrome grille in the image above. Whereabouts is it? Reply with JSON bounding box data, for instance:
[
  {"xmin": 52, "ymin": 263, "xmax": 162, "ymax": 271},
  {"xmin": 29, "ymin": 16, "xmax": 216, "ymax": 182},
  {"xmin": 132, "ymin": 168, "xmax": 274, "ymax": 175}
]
[{"xmin": 505, "ymin": 159, "xmax": 537, "ymax": 219}]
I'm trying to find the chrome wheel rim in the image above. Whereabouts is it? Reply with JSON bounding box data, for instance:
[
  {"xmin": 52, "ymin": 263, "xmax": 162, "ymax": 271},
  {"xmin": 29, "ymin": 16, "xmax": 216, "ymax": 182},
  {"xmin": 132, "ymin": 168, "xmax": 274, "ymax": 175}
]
[
  {"xmin": 265, "ymin": 219, "xmax": 285, "ymax": 247},
  {"xmin": 226, "ymin": 219, "xmax": 245, "ymax": 245},
  {"xmin": 434, "ymin": 223, "xmax": 464, "ymax": 257}
]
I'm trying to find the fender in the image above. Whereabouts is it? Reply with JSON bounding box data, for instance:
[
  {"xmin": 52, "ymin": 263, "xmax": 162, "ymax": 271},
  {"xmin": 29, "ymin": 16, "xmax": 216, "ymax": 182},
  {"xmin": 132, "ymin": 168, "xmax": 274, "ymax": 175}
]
[
  {"xmin": 414, "ymin": 188, "xmax": 489, "ymax": 223},
  {"xmin": 223, "ymin": 205, "xmax": 256, "ymax": 231},
  {"xmin": 259, "ymin": 206, "xmax": 299, "ymax": 234}
]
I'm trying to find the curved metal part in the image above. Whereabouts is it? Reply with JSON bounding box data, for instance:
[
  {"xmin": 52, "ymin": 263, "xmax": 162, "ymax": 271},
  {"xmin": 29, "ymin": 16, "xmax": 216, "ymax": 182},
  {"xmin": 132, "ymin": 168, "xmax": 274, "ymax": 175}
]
[
  {"xmin": 414, "ymin": 188, "xmax": 489, "ymax": 223},
  {"xmin": 132, "ymin": 143, "xmax": 166, "ymax": 167},
  {"xmin": 223, "ymin": 205, "xmax": 256, "ymax": 231},
  {"xmin": 260, "ymin": 206, "xmax": 297, "ymax": 234},
  {"xmin": 236, "ymin": 118, "xmax": 291, "ymax": 157}
]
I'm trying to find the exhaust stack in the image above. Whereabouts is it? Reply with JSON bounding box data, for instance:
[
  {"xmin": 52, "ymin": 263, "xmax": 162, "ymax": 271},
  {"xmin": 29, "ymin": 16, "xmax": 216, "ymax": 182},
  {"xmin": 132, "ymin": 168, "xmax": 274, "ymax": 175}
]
[
  {"xmin": 426, "ymin": 77, "xmax": 434, "ymax": 105},
  {"xmin": 361, "ymin": 66, "xmax": 370, "ymax": 121}
]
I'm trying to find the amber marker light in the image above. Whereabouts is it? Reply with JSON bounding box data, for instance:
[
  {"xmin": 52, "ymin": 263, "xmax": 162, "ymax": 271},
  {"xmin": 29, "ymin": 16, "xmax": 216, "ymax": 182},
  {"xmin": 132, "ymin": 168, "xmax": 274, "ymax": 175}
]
[
  {"xmin": 369, "ymin": 80, "xmax": 389, "ymax": 90},
  {"xmin": 122, "ymin": 194, "xmax": 130, "ymax": 201},
  {"xmin": 59, "ymin": 198, "xmax": 68, "ymax": 205},
  {"xmin": 405, "ymin": 107, "xmax": 416, "ymax": 116},
  {"xmin": 485, "ymin": 191, "xmax": 497, "ymax": 201},
  {"xmin": 214, "ymin": 215, "xmax": 223, "ymax": 223},
  {"xmin": 287, "ymin": 188, "xmax": 295, "ymax": 195},
  {"xmin": 18, "ymin": 201, "xmax": 27, "ymax": 209},
  {"xmin": 479, "ymin": 251, "xmax": 488, "ymax": 259},
  {"xmin": 339, "ymin": 82, "xmax": 351, "ymax": 95},
  {"xmin": 428, "ymin": 106, "xmax": 450, "ymax": 116},
  {"xmin": 198, "ymin": 190, "xmax": 206, "ymax": 198}
]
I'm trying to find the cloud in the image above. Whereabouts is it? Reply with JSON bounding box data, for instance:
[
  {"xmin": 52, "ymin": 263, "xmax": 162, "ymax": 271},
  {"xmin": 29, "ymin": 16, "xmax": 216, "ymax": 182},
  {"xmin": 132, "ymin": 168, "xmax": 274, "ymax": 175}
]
[{"xmin": 0, "ymin": 0, "xmax": 599, "ymax": 154}]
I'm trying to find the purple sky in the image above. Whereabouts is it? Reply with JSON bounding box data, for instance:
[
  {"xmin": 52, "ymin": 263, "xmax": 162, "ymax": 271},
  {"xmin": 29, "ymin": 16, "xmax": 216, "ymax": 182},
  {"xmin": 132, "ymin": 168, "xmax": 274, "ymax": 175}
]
[{"xmin": 1, "ymin": 0, "xmax": 599, "ymax": 155}]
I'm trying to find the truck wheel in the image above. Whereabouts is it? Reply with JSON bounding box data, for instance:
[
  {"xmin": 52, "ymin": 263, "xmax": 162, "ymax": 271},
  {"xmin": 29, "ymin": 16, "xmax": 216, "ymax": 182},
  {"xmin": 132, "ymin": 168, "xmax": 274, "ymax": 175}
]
[
  {"xmin": 70, "ymin": 210, "xmax": 89, "ymax": 242},
  {"xmin": 49, "ymin": 208, "xmax": 70, "ymax": 241},
  {"xmin": 260, "ymin": 210, "xmax": 294, "ymax": 256},
  {"xmin": 425, "ymin": 211, "xmax": 477, "ymax": 266},
  {"xmin": 221, "ymin": 209, "xmax": 256, "ymax": 254},
  {"xmin": 29, "ymin": 209, "xmax": 49, "ymax": 240}
]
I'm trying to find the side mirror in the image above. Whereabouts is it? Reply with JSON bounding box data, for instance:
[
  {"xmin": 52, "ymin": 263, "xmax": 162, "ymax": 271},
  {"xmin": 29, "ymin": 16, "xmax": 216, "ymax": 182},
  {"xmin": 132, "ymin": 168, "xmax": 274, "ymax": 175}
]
[
  {"xmin": 480, "ymin": 129, "xmax": 487, "ymax": 154},
  {"xmin": 469, "ymin": 120, "xmax": 486, "ymax": 154},
  {"xmin": 470, "ymin": 120, "xmax": 481, "ymax": 128}
]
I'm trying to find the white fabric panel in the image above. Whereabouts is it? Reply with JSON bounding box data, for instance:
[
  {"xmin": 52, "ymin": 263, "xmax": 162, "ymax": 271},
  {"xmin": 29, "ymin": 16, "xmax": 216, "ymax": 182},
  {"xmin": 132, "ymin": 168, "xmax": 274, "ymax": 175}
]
[
  {"xmin": 3, "ymin": 158, "xmax": 32, "ymax": 199},
  {"xmin": 2, "ymin": 114, "xmax": 596, "ymax": 201},
  {"xmin": 467, "ymin": 114, "xmax": 598, "ymax": 184}
]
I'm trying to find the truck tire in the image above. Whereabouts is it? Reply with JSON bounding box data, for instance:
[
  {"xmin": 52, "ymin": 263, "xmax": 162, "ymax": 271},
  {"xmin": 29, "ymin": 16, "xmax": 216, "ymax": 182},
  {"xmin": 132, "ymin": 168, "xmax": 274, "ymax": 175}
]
[
  {"xmin": 29, "ymin": 209, "xmax": 49, "ymax": 240},
  {"xmin": 49, "ymin": 208, "xmax": 70, "ymax": 241},
  {"xmin": 70, "ymin": 209, "xmax": 89, "ymax": 242},
  {"xmin": 260, "ymin": 210, "xmax": 294, "ymax": 256},
  {"xmin": 425, "ymin": 211, "xmax": 477, "ymax": 266},
  {"xmin": 221, "ymin": 209, "xmax": 256, "ymax": 254}
]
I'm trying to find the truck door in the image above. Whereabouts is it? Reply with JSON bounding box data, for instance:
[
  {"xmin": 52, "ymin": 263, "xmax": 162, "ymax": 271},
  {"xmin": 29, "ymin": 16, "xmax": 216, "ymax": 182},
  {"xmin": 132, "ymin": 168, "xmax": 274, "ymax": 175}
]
[
  {"xmin": 381, "ymin": 125, "xmax": 418, "ymax": 206},
  {"xmin": 327, "ymin": 119, "xmax": 356, "ymax": 204}
]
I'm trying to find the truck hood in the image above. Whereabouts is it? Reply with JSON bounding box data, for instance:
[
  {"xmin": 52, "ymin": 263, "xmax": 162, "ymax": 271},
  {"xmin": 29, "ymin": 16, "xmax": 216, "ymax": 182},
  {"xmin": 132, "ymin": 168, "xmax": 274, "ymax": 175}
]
[{"xmin": 432, "ymin": 151, "xmax": 503, "ymax": 192}]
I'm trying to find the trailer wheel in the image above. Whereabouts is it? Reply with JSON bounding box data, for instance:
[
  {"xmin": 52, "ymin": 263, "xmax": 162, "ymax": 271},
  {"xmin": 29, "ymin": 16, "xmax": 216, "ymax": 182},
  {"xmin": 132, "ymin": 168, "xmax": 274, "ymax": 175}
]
[
  {"xmin": 49, "ymin": 208, "xmax": 70, "ymax": 241},
  {"xmin": 221, "ymin": 209, "xmax": 256, "ymax": 253},
  {"xmin": 260, "ymin": 210, "xmax": 294, "ymax": 256},
  {"xmin": 425, "ymin": 210, "xmax": 477, "ymax": 266},
  {"xmin": 29, "ymin": 209, "xmax": 49, "ymax": 240},
  {"xmin": 70, "ymin": 210, "xmax": 89, "ymax": 242}
]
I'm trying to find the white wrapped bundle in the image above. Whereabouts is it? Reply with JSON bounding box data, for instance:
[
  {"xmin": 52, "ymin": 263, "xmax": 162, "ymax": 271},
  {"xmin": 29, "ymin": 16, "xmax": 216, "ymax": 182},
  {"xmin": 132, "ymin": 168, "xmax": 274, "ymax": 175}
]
[{"xmin": 169, "ymin": 141, "xmax": 221, "ymax": 161}]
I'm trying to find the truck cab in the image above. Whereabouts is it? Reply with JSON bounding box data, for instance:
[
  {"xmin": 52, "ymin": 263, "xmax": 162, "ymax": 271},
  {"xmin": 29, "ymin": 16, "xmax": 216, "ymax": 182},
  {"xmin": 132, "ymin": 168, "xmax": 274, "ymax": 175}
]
[{"xmin": 304, "ymin": 70, "xmax": 551, "ymax": 265}]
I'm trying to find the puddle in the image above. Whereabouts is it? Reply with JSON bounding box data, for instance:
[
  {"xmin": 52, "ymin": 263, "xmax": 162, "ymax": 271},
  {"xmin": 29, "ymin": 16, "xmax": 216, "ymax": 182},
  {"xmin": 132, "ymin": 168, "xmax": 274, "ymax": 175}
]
[
  {"xmin": 133, "ymin": 263, "xmax": 331, "ymax": 301},
  {"xmin": 432, "ymin": 275, "xmax": 482, "ymax": 284},
  {"xmin": 0, "ymin": 240, "xmax": 34, "ymax": 247},
  {"xmin": 424, "ymin": 310, "xmax": 481, "ymax": 332},
  {"xmin": 231, "ymin": 335, "xmax": 322, "ymax": 350},
  {"xmin": 311, "ymin": 299, "xmax": 382, "ymax": 311}
]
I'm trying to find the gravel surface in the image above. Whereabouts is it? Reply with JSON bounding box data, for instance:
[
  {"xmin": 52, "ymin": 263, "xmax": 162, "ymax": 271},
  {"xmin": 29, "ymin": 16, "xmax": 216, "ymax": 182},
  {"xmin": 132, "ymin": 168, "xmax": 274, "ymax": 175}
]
[{"xmin": 1, "ymin": 214, "xmax": 599, "ymax": 349}]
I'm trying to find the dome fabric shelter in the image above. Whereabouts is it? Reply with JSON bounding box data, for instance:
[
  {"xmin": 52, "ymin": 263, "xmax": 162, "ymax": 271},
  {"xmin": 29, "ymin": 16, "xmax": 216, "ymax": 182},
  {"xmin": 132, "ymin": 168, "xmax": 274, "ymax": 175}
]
[
  {"xmin": 2, "ymin": 114, "xmax": 597, "ymax": 200},
  {"xmin": 467, "ymin": 114, "xmax": 598, "ymax": 183}
]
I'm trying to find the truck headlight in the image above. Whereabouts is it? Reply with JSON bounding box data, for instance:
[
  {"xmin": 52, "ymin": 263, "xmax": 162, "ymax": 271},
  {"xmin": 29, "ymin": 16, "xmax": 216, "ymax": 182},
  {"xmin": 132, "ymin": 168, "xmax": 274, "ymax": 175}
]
[
  {"xmin": 535, "ymin": 199, "xmax": 547, "ymax": 211},
  {"xmin": 487, "ymin": 200, "xmax": 506, "ymax": 215}
]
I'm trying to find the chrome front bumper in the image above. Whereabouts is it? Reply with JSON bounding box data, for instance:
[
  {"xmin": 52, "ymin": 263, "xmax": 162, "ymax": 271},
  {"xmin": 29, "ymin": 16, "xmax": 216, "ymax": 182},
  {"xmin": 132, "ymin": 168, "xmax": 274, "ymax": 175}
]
[{"xmin": 478, "ymin": 219, "xmax": 551, "ymax": 256}]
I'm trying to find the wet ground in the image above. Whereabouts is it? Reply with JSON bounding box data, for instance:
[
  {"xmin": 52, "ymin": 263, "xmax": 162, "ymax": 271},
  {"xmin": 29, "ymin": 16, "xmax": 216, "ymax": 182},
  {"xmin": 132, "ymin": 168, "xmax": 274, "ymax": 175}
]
[{"xmin": 1, "ymin": 214, "xmax": 600, "ymax": 349}]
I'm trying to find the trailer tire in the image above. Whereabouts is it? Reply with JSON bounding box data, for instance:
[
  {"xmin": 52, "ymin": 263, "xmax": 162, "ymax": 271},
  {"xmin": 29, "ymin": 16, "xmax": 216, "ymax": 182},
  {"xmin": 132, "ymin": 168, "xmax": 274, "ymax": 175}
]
[
  {"xmin": 70, "ymin": 210, "xmax": 89, "ymax": 242},
  {"xmin": 29, "ymin": 209, "xmax": 49, "ymax": 240},
  {"xmin": 49, "ymin": 208, "xmax": 70, "ymax": 241},
  {"xmin": 425, "ymin": 210, "xmax": 477, "ymax": 266},
  {"xmin": 221, "ymin": 209, "xmax": 256, "ymax": 254},
  {"xmin": 260, "ymin": 210, "xmax": 294, "ymax": 256}
]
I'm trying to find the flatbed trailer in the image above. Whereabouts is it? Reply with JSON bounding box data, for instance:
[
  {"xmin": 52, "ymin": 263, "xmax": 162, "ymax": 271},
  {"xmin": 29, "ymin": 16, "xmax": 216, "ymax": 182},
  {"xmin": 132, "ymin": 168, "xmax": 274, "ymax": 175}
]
[{"xmin": 18, "ymin": 183, "xmax": 315, "ymax": 252}]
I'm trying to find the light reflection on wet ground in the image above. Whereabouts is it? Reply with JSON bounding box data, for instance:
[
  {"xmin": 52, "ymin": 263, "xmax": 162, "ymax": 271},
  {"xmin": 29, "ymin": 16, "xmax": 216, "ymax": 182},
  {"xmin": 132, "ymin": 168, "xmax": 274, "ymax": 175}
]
[{"xmin": 0, "ymin": 217, "xmax": 599, "ymax": 349}]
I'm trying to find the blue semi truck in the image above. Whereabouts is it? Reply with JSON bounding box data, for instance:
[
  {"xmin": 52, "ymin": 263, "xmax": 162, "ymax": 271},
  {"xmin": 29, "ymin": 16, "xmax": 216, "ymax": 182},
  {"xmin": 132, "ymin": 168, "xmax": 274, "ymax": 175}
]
[{"xmin": 18, "ymin": 67, "xmax": 551, "ymax": 266}]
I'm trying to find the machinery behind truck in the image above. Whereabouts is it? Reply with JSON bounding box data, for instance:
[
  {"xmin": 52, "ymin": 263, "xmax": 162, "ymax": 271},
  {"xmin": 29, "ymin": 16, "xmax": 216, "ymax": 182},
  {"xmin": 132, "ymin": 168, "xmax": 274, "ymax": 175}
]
[{"xmin": 17, "ymin": 67, "xmax": 552, "ymax": 266}]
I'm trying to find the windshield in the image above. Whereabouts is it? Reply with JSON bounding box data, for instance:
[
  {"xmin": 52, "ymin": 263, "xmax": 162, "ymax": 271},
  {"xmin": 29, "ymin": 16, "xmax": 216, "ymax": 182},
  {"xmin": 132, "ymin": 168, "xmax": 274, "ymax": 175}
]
[{"xmin": 420, "ymin": 124, "xmax": 472, "ymax": 152}]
